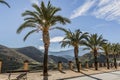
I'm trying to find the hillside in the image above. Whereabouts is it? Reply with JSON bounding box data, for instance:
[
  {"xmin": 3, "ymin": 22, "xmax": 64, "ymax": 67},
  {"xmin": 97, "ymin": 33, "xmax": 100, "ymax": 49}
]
[
  {"xmin": 0, "ymin": 45, "xmax": 38, "ymax": 72},
  {"xmin": 15, "ymin": 46, "xmax": 44, "ymax": 63},
  {"xmin": 16, "ymin": 47, "xmax": 68, "ymax": 64},
  {"xmin": 49, "ymin": 48, "xmax": 88, "ymax": 57},
  {"xmin": 0, "ymin": 45, "xmax": 36, "ymax": 63},
  {"xmin": 0, "ymin": 44, "xmax": 70, "ymax": 72},
  {"xmin": 79, "ymin": 53, "xmax": 106, "ymax": 63}
]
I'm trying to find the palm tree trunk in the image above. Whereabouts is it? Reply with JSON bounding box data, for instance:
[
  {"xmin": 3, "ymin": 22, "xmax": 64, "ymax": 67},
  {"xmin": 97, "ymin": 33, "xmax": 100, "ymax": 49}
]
[
  {"xmin": 43, "ymin": 30, "xmax": 50, "ymax": 76},
  {"xmin": 94, "ymin": 50, "xmax": 98, "ymax": 70},
  {"xmin": 106, "ymin": 53, "xmax": 110, "ymax": 69},
  {"xmin": 113, "ymin": 54, "xmax": 117, "ymax": 69},
  {"xmin": 74, "ymin": 46, "xmax": 80, "ymax": 72}
]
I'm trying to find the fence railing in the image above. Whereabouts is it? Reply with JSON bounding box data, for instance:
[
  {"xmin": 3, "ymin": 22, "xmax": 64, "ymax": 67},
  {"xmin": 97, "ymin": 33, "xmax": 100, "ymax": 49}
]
[{"xmin": 0, "ymin": 60, "xmax": 120, "ymax": 73}]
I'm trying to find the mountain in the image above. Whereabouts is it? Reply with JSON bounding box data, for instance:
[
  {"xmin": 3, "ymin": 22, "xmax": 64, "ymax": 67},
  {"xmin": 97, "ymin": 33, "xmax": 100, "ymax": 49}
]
[
  {"xmin": 79, "ymin": 53, "xmax": 106, "ymax": 63},
  {"xmin": 16, "ymin": 47, "xmax": 68, "ymax": 64},
  {"xmin": 49, "ymin": 55, "xmax": 68, "ymax": 63},
  {"xmin": 48, "ymin": 48, "xmax": 89, "ymax": 61},
  {"xmin": 0, "ymin": 44, "xmax": 70, "ymax": 72},
  {"xmin": 0, "ymin": 45, "xmax": 36, "ymax": 63},
  {"xmin": 15, "ymin": 46, "xmax": 44, "ymax": 63},
  {"xmin": 0, "ymin": 45, "xmax": 38, "ymax": 72}
]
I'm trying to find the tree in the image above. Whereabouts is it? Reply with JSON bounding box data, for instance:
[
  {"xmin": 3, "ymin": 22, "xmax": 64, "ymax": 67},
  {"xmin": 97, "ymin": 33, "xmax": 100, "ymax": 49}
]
[
  {"xmin": 102, "ymin": 43, "xmax": 110, "ymax": 69},
  {"xmin": 17, "ymin": 1, "xmax": 70, "ymax": 76},
  {"xmin": 0, "ymin": 0, "xmax": 10, "ymax": 8},
  {"xmin": 110, "ymin": 43, "xmax": 120, "ymax": 69},
  {"xmin": 57, "ymin": 27, "xmax": 88, "ymax": 72},
  {"xmin": 83, "ymin": 34, "xmax": 107, "ymax": 70}
]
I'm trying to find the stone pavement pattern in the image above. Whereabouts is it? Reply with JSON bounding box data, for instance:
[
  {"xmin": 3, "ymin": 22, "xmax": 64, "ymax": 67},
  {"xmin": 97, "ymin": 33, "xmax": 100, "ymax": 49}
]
[
  {"xmin": 66, "ymin": 71, "xmax": 120, "ymax": 80},
  {"xmin": 0, "ymin": 68, "xmax": 120, "ymax": 80}
]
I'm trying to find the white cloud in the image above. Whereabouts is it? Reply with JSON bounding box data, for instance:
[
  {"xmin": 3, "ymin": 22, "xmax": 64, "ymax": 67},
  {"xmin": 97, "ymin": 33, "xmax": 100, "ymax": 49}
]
[
  {"xmin": 40, "ymin": 36, "xmax": 64, "ymax": 43},
  {"xmin": 39, "ymin": 46, "xmax": 44, "ymax": 50},
  {"xmin": 70, "ymin": 0, "xmax": 96, "ymax": 19},
  {"xmin": 93, "ymin": 0, "xmax": 120, "ymax": 22},
  {"xmin": 98, "ymin": 0, "xmax": 110, "ymax": 7},
  {"xmin": 70, "ymin": 0, "xmax": 120, "ymax": 23},
  {"xmin": 50, "ymin": 36, "xmax": 64, "ymax": 43},
  {"xmin": 29, "ymin": 0, "xmax": 39, "ymax": 5}
]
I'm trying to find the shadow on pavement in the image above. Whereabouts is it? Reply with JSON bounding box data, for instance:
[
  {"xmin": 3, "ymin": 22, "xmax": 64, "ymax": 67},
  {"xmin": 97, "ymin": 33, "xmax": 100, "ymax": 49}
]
[{"xmin": 80, "ymin": 71, "xmax": 102, "ymax": 80}]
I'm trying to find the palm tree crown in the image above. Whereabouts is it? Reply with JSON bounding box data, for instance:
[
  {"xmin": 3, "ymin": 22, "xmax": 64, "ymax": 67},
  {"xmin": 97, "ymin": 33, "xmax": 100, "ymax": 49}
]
[
  {"xmin": 17, "ymin": 1, "xmax": 70, "ymax": 41},
  {"xmin": 102, "ymin": 43, "xmax": 111, "ymax": 54},
  {"xmin": 83, "ymin": 34, "xmax": 107, "ymax": 52},
  {"xmin": 57, "ymin": 27, "xmax": 88, "ymax": 48}
]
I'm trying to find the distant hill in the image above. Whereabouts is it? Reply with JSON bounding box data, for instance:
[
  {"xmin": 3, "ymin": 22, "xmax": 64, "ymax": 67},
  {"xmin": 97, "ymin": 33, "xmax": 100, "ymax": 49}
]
[
  {"xmin": 0, "ymin": 45, "xmax": 37, "ymax": 72},
  {"xmin": 0, "ymin": 45, "xmax": 36, "ymax": 63},
  {"xmin": 48, "ymin": 48, "xmax": 89, "ymax": 61},
  {"xmin": 49, "ymin": 48, "xmax": 88, "ymax": 57},
  {"xmin": 16, "ymin": 47, "xmax": 68, "ymax": 64},
  {"xmin": 79, "ymin": 53, "xmax": 107, "ymax": 64},
  {"xmin": 0, "ymin": 44, "xmax": 69, "ymax": 72},
  {"xmin": 15, "ymin": 46, "xmax": 44, "ymax": 63}
]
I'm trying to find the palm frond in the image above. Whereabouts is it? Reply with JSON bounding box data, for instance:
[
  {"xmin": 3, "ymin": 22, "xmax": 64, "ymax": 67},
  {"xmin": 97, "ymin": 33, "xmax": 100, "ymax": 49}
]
[
  {"xmin": 0, "ymin": 0, "xmax": 10, "ymax": 8},
  {"xmin": 23, "ymin": 29, "xmax": 37, "ymax": 41},
  {"xmin": 17, "ymin": 21, "xmax": 36, "ymax": 34}
]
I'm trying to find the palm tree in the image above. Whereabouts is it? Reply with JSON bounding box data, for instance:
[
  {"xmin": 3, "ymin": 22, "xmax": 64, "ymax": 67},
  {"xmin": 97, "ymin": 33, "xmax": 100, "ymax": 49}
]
[
  {"xmin": 57, "ymin": 27, "xmax": 88, "ymax": 72},
  {"xmin": 17, "ymin": 1, "xmax": 70, "ymax": 76},
  {"xmin": 0, "ymin": 0, "xmax": 10, "ymax": 8},
  {"xmin": 102, "ymin": 43, "xmax": 110, "ymax": 69},
  {"xmin": 83, "ymin": 34, "xmax": 107, "ymax": 70},
  {"xmin": 110, "ymin": 43, "xmax": 120, "ymax": 69}
]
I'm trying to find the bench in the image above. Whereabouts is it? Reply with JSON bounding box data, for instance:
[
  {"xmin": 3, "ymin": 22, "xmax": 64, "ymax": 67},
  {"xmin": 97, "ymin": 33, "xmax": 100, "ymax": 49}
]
[
  {"xmin": 7, "ymin": 70, "xmax": 29, "ymax": 80},
  {"xmin": 16, "ymin": 72, "xmax": 27, "ymax": 80}
]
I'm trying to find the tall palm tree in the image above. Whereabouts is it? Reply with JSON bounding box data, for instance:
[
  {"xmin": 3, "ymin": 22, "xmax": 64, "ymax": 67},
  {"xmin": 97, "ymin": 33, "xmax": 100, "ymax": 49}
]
[
  {"xmin": 0, "ymin": 0, "xmax": 10, "ymax": 8},
  {"xmin": 102, "ymin": 43, "xmax": 110, "ymax": 69},
  {"xmin": 83, "ymin": 34, "xmax": 107, "ymax": 70},
  {"xmin": 57, "ymin": 27, "xmax": 88, "ymax": 72},
  {"xmin": 17, "ymin": 1, "xmax": 70, "ymax": 76},
  {"xmin": 110, "ymin": 43, "xmax": 120, "ymax": 69}
]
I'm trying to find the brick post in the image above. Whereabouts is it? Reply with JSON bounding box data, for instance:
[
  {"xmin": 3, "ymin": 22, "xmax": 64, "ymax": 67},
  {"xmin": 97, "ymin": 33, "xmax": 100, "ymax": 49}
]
[
  {"xmin": 69, "ymin": 61, "xmax": 73, "ymax": 70},
  {"xmin": 24, "ymin": 60, "xmax": 29, "ymax": 70},
  {"xmin": 0, "ymin": 60, "xmax": 2, "ymax": 73},
  {"xmin": 58, "ymin": 61, "xmax": 62, "ymax": 71}
]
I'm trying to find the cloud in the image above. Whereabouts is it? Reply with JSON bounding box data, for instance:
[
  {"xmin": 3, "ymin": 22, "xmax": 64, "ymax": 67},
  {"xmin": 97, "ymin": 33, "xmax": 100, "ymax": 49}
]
[
  {"xmin": 98, "ymin": 0, "xmax": 110, "ymax": 7},
  {"xmin": 29, "ymin": 0, "xmax": 39, "ymax": 5},
  {"xmin": 50, "ymin": 36, "xmax": 64, "ymax": 43},
  {"xmin": 39, "ymin": 46, "xmax": 44, "ymax": 50},
  {"xmin": 40, "ymin": 36, "xmax": 64, "ymax": 43},
  {"xmin": 93, "ymin": 0, "xmax": 120, "ymax": 22},
  {"xmin": 70, "ymin": 0, "xmax": 120, "ymax": 23},
  {"xmin": 70, "ymin": 0, "xmax": 96, "ymax": 19}
]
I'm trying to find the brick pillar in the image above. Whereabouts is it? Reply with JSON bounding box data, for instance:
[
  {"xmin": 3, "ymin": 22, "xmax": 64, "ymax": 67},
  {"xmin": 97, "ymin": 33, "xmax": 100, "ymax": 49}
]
[
  {"xmin": 97, "ymin": 63, "xmax": 100, "ymax": 68},
  {"xmin": 92, "ymin": 63, "xmax": 94, "ymax": 68},
  {"xmin": 69, "ymin": 61, "xmax": 73, "ymax": 70},
  {"xmin": 110, "ymin": 63, "xmax": 113, "ymax": 68},
  {"xmin": 58, "ymin": 61, "xmax": 62, "ymax": 71},
  {"xmin": 24, "ymin": 60, "xmax": 29, "ymax": 70},
  {"xmin": 104, "ymin": 63, "xmax": 107, "ymax": 67},
  {"xmin": 79, "ymin": 62, "xmax": 82, "ymax": 70},
  {"xmin": 101, "ymin": 63, "xmax": 104, "ymax": 67},
  {"xmin": 86, "ymin": 61, "xmax": 89, "ymax": 68},
  {"xmin": 0, "ymin": 60, "xmax": 2, "ymax": 73}
]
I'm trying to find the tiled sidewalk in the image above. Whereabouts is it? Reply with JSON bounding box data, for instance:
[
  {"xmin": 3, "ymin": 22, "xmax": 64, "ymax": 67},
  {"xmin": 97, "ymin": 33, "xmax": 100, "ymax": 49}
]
[{"xmin": 0, "ymin": 67, "xmax": 120, "ymax": 80}]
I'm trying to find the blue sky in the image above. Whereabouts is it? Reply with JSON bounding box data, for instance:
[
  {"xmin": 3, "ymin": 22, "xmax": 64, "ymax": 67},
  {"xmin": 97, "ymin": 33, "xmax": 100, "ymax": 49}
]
[{"xmin": 0, "ymin": 0, "xmax": 120, "ymax": 52}]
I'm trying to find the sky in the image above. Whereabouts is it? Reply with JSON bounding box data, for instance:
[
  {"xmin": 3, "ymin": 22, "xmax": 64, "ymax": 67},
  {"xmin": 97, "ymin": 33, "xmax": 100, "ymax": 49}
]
[{"xmin": 1, "ymin": 0, "xmax": 120, "ymax": 52}]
